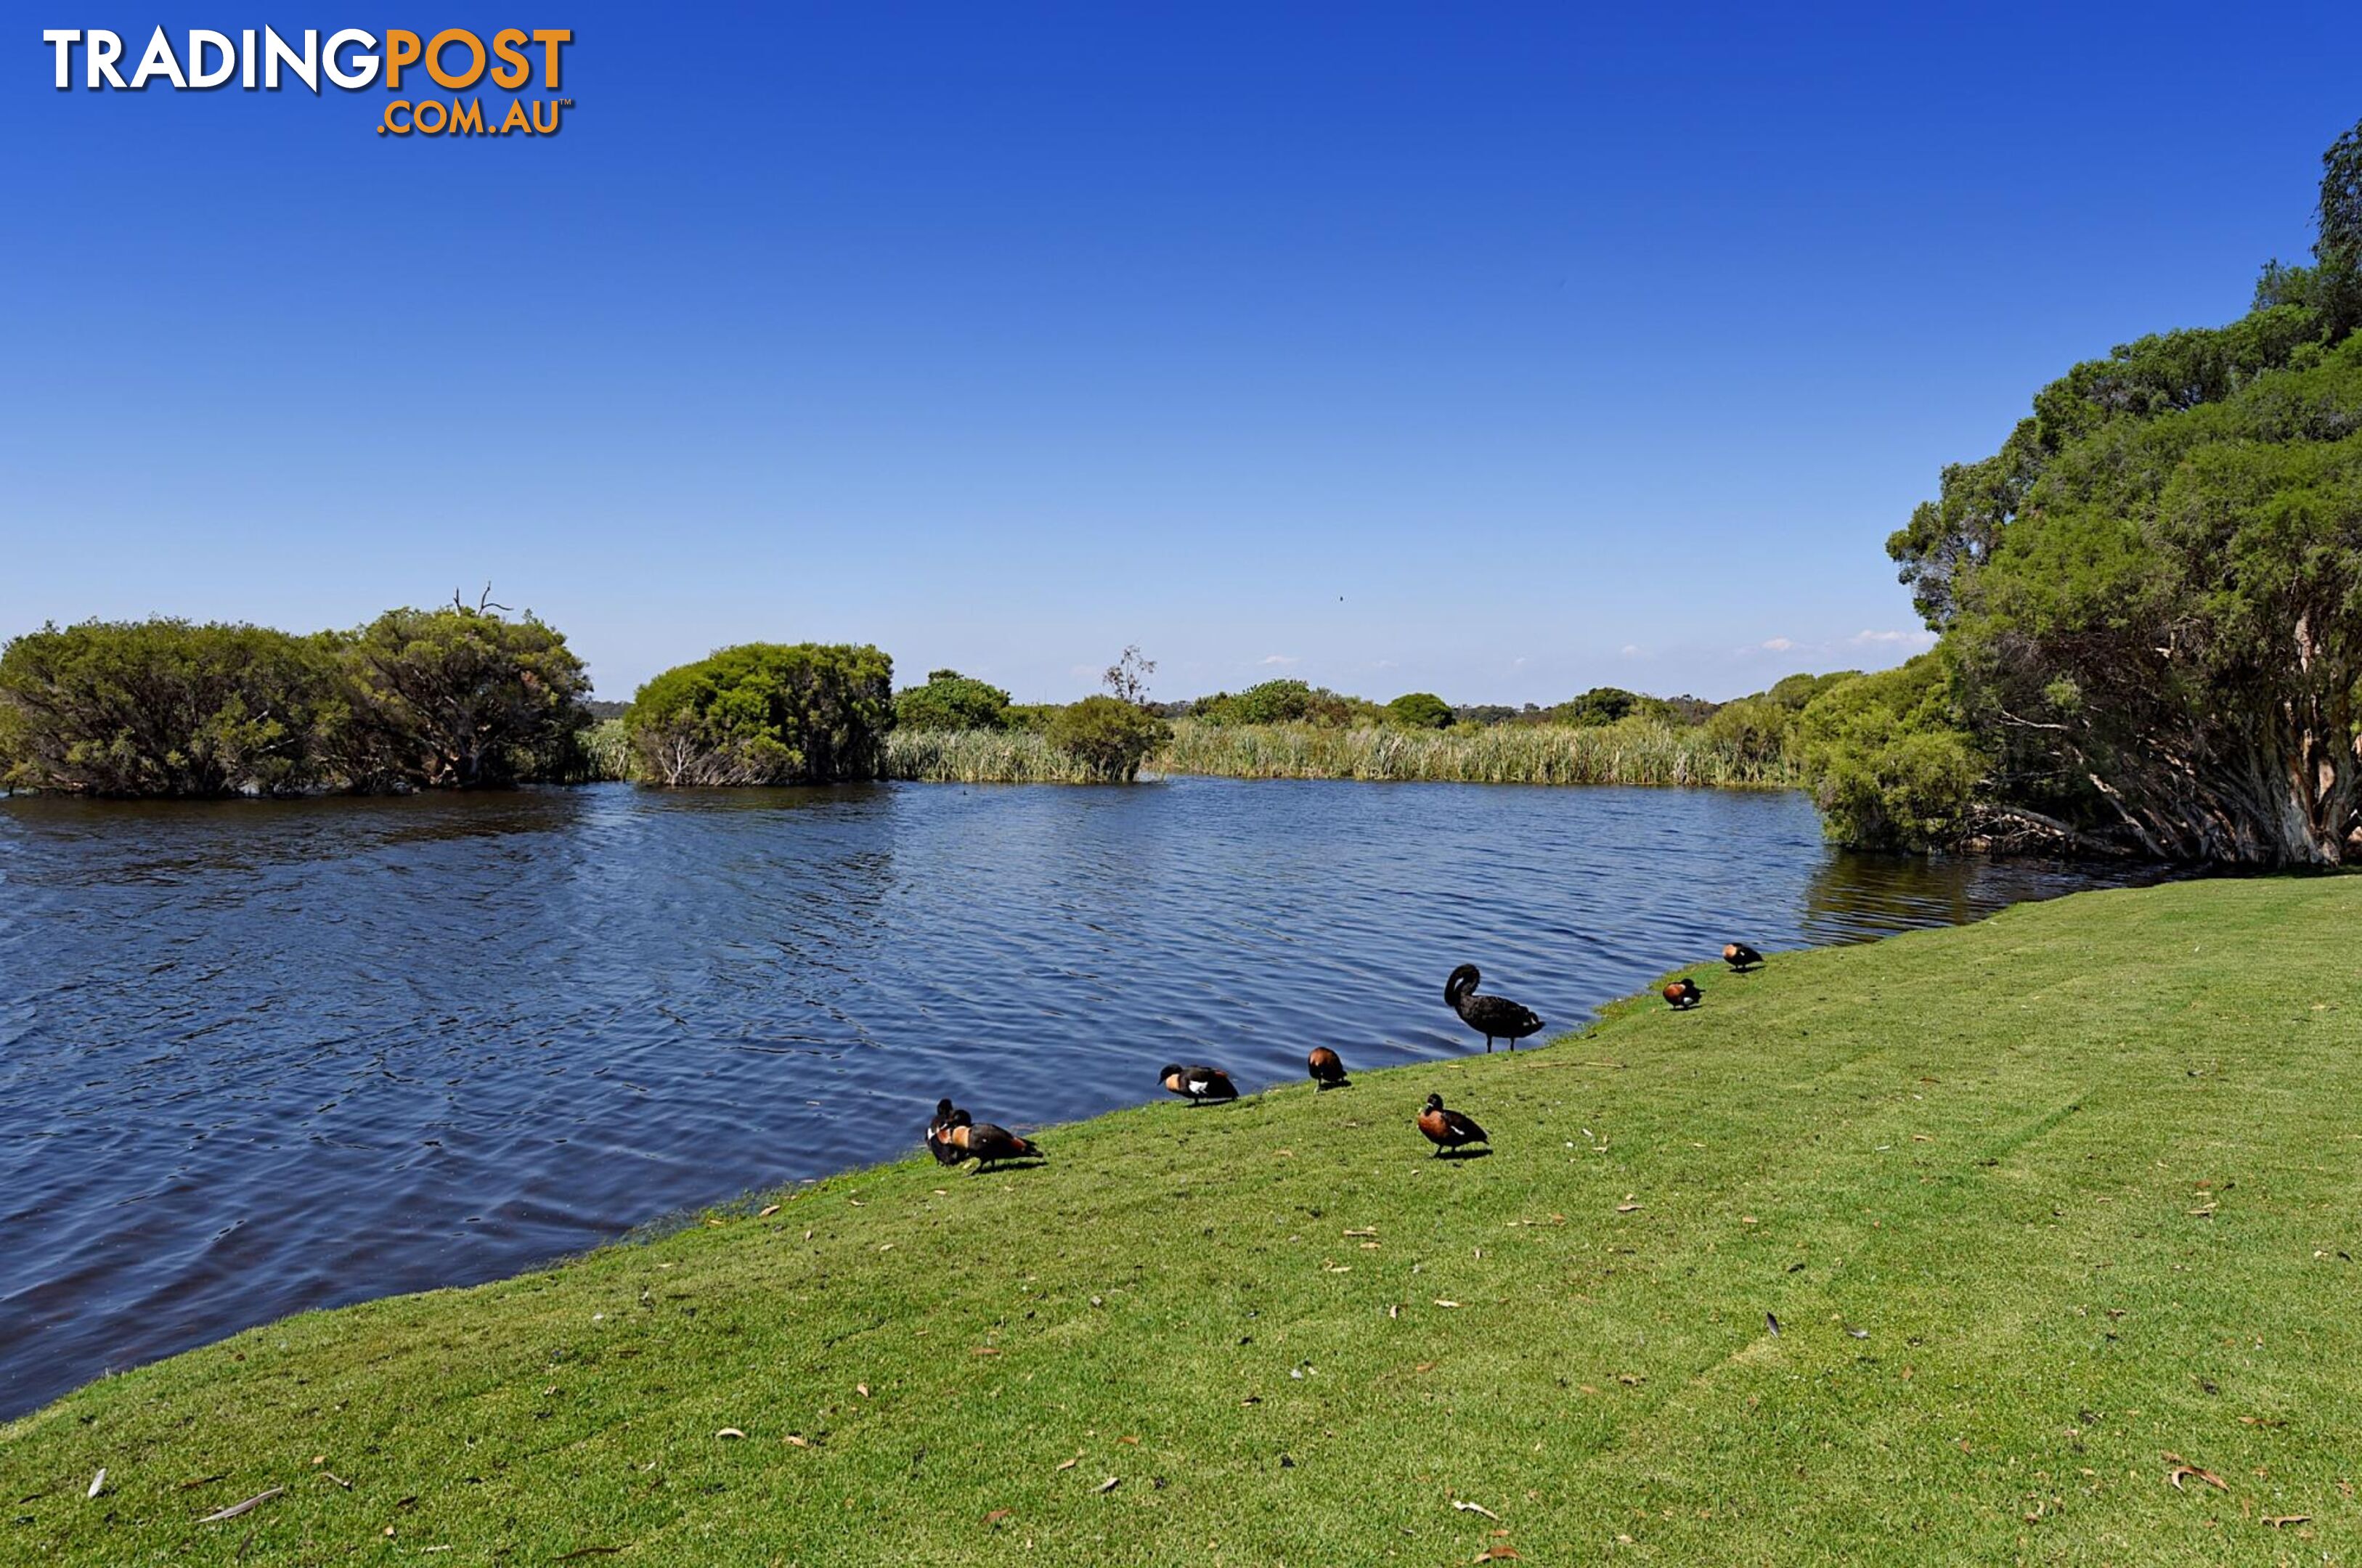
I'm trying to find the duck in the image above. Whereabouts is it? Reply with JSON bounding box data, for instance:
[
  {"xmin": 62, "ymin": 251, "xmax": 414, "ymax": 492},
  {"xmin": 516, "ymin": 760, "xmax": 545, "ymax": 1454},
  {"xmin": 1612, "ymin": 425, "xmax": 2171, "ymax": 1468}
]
[
  {"xmin": 1722, "ymin": 941, "xmax": 1764, "ymax": 971},
  {"xmin": 945, "ymin": 1118, "xmax": 1042, "ymax": 1169},
  {"xmin": 1159, "ymin": 1063, "xmax": 1240, "ymax": 1104},
  {"xmin": 1663, "ymin": 976, "xmax": 1702, "ymax": 1010},
  {"xmin": 925, "ymin": 1098, "xmax": 966, "ymax": 1166},
  {"xmin": 1415, "ymin": 1093, "xmax": 1489, "ymax": 1157},
  {"xmin": 1306, "ymin": 1047, "xmax": 1350, "ymax": 1090},
  {"xmin": 1445, "ymin": 964, "xmax": 1544, "ymax": 1052}
]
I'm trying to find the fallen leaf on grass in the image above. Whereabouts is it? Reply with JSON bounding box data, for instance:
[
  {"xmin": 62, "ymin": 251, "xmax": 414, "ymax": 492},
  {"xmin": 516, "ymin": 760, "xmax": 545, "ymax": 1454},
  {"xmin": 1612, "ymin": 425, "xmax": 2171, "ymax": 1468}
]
[
  {"xmin": 1615, "ymin": 1203, "xmax": 1641, "ymax": 1214},
  {"xmin": 197, "ymin": 1487, "xmax": 285, "ymax": 1524},
  {"xmin": 86, "ymin": 1470, "xmax": 104, "ymax": 1500},
  {"xmin": 1474, "ymin": 1548, "xmax": 1521, "ymax": 1562},
  {"xmin": 2265, "ymin": 1515, "xmax": 2311, "ymax": 1528},
  {"xmin": 1414, "ymin": 1362, "xmax": 1437, "ymax": 1373},
  {"xmin": 984, "ymin": 1508, "xmax": 1012, "ymax": 1526},
  {"xmin": 2164, "ymin": 1453, "xmax": 2228, "ymax": 1491},
  {"xmin": 323, "ymin": 1471, "xmax": 352, "ymax": 1490},
  {"xmin": 715, "ymin": 1428, "xmax": 746, "ymax": 1440},
  {"xmin": 1118, "ymin": 1436, "xmax": 1140, "ymax": 1446},
  {"xmin": 1345, "ymin": 1227, "xmax": 1378, "ymax": 1238},
  {"xmin": 783, "ymin": 1435, "xmax": 812, "ymax": 1448},
  {"xmin": 1451, "ymin": 1499, "xmax": 1502, "ymax": 1519},
  {"xmin": 1056, "ymin": 1458, "xmax": 1080, "ymax": 1472},
  {"xmin": 1433, "ymin": 1299, "xmax": 1461, "ymax": 1309},
  {"xmin": 756, "ymin": 1204, "xmax": 780, "ymax": 1218},
  {"xmin": 1616, "ymin": 1373, "xmax": 1646, "ymax": 1387},
  {"xmin": 1095, "ymin": 1477, "xmax": 1121, "ymax": 1493},
  {"xmin": 856, "ymin": 1384, "xmax": 870, "ymax": 1398},
  {"xmin": 972, "ymin": 1347, "xmax": 1001, "ymax": 1356}
]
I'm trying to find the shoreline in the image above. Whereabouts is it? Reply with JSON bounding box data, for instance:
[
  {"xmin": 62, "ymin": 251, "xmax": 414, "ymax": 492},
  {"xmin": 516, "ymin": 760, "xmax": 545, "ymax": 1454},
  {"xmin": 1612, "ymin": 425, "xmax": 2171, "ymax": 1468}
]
[{"xmin": 9, "ymin": 875, "xmax": 2355, "ymax": 1564}]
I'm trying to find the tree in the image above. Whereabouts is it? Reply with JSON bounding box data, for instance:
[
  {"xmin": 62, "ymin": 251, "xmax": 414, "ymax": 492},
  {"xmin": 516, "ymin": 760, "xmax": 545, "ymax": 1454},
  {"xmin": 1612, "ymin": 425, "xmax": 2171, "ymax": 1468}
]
[
  {"xmin": 626, "ymin": 642, "xmax": 893, "ymax": 787},
  {"xmin": 335, "ymin": 603, "xmax": 590, "ymax": 789},
  {"xmin": 895, "ymin": 669, "xmax": 1011, "ymax": 732},
  {"xmin": 1103, "ymin": 645, "xmax": 1156, "ymax": 705},
  {"xmin": 0, "ymin": 619, "xmax": 344, "ymax": 796},
  {"xmin": 1047, "ymin": 695, "xmax": 1170, "ymax": 782},
  {"xmin": 1384, "ymin": 691, "xmax": 1454, "ymax": 730}
]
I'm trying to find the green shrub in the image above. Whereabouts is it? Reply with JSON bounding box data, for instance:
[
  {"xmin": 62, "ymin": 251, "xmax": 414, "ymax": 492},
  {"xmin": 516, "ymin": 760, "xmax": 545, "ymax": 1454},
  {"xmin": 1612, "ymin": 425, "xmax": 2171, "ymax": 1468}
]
[
  {"xmin": 893, "ymin": 669, "xmax": 1011, "ymax": 732},
  {"xmin": 627, "ymin": 642, "xmax": 893, "ymax": 786},
  {"xmin": 1794, "ymin": 656, "xmax": 1989, "ymax": 850},
  {"xmin": 1383, "ymin": 692, "xmax": 1454, "ymax": 730},
  {"xmin": 1193, "ymin": 679, "xmax": 1361, "ymax": 726},
  {"xmin": 0, "ymin": 618, "xmax": 345, "ymax": 796},
  {"xmin": 1046, "ymin": 696, "xmax": 1170, "ymax": 782},
  {"xmin": 335, "ymin": 605, "xmax": 590, "ymax": 790}
]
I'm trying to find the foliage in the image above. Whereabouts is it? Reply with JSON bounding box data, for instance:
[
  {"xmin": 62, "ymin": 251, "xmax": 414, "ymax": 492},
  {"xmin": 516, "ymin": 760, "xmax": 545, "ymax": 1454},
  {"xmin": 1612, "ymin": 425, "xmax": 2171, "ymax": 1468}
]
[
  {"xmin": 1867, "ymin": 118, "xmax": 2362, "ymax": 864},
  {"xmin": 334, "ymin": 605, "xmax": 590, "ymax": 790},
  {"xmin": 1703, "ymin": 671, "xmax": 1859, "ymax": 769},
  {"xmin": 1161, "ymin": 716, "xmax": 1793, "ymax": 788},
  {"xmin": 884, "ymin": 726, "xmax": 1113, "ymax": 784},
  {"xmin": 1045, "ymin": 694, "xmax": 1170, "ymax": 782},
  {"xmin": 894, "ymin": 669, "xmax": 1012, "ymax": 732},
  {"xmin": 1382, "ymin": 691, "xmax": 1454, "ymax": 730},
  {"xmin": 1793, "ymin": 656, "xmax": 1989, "ymax": 851},
  {"xmin": 12, "ymin": 878, "xmax": 2361, "ymax": 1565},
  {"xmin": 627, "ymin": 642, "xmax": 894, "ymax": 787},
  {"xmin": 1101, "ymin": 645, "xmax": 1157, "ymax": 705},
  {"xmin": 1192, "ymin": 679, "xmax": 1362, "ymax": 727},
  {"xmin": 1547, "ymin": 685, "xmax": 1685, "ymax": 727},
  {"xmin": 0, "ymin": 619, "xmax": 345, "ymax": 796}
]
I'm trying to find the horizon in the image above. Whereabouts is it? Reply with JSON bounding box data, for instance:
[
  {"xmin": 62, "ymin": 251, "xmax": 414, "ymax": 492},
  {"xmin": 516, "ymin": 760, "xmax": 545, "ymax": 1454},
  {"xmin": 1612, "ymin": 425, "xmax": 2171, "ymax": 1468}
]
[{"xmin": 5, "ymin": 3, "xmax": 2356, "ymax": 704}]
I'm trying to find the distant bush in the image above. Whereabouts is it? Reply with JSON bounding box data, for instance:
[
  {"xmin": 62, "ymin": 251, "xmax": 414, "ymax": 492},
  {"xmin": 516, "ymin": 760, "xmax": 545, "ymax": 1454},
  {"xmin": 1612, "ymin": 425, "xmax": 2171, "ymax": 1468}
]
[
  {"xmin": 627, "ymin": 642, "xmax": 893, "ymax": 787},
  {"xmin": 894, "ymin": 669, "xmax": 1012, "ymax": 732},
  {"xmin": 0, "ymin": 619, "xmax": 345, "ymax": 796},
  {"xmin": 1794, "ymin": 656, "xmax": 1987, "ymax": 850},
  {"xmin": 1047, "ymin": 695, "xmax": 1171, "ymax": 782},
  {"xmin": 1384, "ymin": 692, "xmax": 1454, "ymax": 730},
  {"xmin": 334, "ymin": 605, "xmax": 590, "ymax": 790},
  {"xmin": 1194, "ymin": 679, "xmax": 1362, "ymax": 726}
]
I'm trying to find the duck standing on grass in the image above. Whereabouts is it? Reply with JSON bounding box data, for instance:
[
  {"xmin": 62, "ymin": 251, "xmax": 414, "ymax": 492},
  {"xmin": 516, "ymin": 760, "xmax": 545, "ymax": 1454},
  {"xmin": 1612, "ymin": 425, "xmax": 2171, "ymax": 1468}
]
[
  {"xmin": 1416, "ymin": 1093, "xmax": 1488, "ymax": 1157},
  {"xmin": 1723, "ymin": 941, "xmax": 1764, "ymax": 971},
  {"xmin": 1445, "ymin": 964, "xmax": 1544, "ymax": 1052},
  {"xmin": 1306, "ymin": 1047, "xmax": 1350, "ymax": 1090},
  {"xmin": 926, "ymin": 1098, "xmax": 966, "ymax": 1166},
  {"xmin": 944, "ymin": 1119, "xmax": 1042, "ymax": 1170},
  {"xmin": 1663, "ymin": 977, "xmax": 1702, "ymax": 1010},
  {"xmin": 1159, "ymin": 1063, "xmax": 1240, "ymax": 1104}
]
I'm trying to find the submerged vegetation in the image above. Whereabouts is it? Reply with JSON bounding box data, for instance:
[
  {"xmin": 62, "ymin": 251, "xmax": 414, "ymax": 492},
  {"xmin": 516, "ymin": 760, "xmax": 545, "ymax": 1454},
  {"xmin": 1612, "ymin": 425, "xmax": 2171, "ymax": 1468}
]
[{"xmin": 6, "ymin": 878, "xmax": 2359, "ymax": 1563}]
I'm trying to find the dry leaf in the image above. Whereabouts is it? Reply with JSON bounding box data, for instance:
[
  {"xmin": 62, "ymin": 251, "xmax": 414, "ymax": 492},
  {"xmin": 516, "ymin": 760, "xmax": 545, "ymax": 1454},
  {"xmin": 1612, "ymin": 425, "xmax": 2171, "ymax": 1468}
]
[
  {"xmin": 972, "ymin": 1347, "xmax": 1001, "ymax": 1356},
  {"xmin": 2163, "ymin": 1453, "xmax": 2228, "ymax": 1491},
  {"xmin": 86, "ymin": 1470, "xmax": 105, "ymax": 1500},
  {"xmin": 715, "ymin": 1428, "xmax": 746, "ymax": 1440},
  {"xmin": 1056, "ymin": 1458, "xmax": 1080, "ymax": 1471},
  {"xmin": 1345, "ymin": 1227, "xmax": 1378, "ymax": 1237},
  {"xmin": 1615, "ymin": 1203, "xmax": 1640, "ymax": 1213},
  {"xmin": 2265, "ymin": 1514, "xmax": 2311, "ymax": 1528},
  {"xmin": 757, "ymin": 1204, "xmax": 780, "ymax": 1218},
  {"xmin": 1414, "ymin": 1362, "xmax": 1437, "ymax": 1373},
  {"xmin": 1433, "ymin": 1299, "xmax": 1462, "ymax": 1309},
  {"xmin": 984, "ymin": 1508, "xmax": 1012, "ymax": 1525},
  {"xmin": 783, "ymin": 1434, "xmax": 810, "ymax": 1448},
  {"xmin": 1095, "ymin": 1476, "xmax": 1121, "ymax": 1493},
  {"xmin": 1474, "ymin": 1549, "xmax": 1522, "ymax": 1563},
  {"xmin": 197, "ymin": 1487, "xmax": 285, "ymax": 1524},
  {"xmin": 856, "ymin": 1384, "xmax": 870, "ymax": 1398},
  {"xmin": 1451, "ymin": 1499, "xmax": 1502, "ymax": 1519},
  {"xmin": 1118, "ymin": 1435, "xmax": 1140, "ymax": 1445}
]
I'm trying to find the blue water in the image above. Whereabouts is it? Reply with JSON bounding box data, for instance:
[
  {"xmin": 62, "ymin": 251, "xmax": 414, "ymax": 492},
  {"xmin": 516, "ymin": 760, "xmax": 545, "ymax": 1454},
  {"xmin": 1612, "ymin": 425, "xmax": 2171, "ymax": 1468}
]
[{"xmin": 0, "ymin": 777, "xmax": 2159, "ymax": 1417}]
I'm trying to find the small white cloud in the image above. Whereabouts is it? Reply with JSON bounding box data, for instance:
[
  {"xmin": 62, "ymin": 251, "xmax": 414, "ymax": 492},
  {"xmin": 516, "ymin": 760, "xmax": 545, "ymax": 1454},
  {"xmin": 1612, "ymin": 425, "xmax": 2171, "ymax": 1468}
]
[
  {"xmin": 1760, "ymin": 637, "xmax": 1794, "ymax": 653},
  {"xmin": 1619, "ymin": 644, "xmax": 1646, "ymax": 659},
  {"xmin": 1258, "ymin": 654, "xmax": 1299, "ymax": 666},
  {"xmin": 1067, "ymin": 663, "xmax": 1099, "ymax": 679},
  {"xmin": 1849, "ymin": 628, "xmax": 1937, "ymax": 648},
  {"xmin": 1371, "ymin": 658, "xmax": 1398, "ymax": 669},
  {"xmin": 1510, "ymin": 656, "xmax": 1528, "ymax": 669}
]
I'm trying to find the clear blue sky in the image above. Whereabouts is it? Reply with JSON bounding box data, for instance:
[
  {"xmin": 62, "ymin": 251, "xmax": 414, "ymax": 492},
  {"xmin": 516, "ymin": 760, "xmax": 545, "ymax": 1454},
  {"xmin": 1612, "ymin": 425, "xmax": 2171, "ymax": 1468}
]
[{"xmin": 3, "ymin": 4, "xmax": 2353, "ymax": 705}]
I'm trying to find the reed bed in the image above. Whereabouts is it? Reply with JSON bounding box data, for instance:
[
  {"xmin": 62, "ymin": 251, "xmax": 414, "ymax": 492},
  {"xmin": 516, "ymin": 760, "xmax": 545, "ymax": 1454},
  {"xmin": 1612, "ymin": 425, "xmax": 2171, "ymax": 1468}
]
[
  {"xmin": 1157, "ymin": 717, "xmax": 1794, "ymax": 788},
  {"xmin": 881, "ymin": 727, "xmax": 1112, "ymax": 784}
]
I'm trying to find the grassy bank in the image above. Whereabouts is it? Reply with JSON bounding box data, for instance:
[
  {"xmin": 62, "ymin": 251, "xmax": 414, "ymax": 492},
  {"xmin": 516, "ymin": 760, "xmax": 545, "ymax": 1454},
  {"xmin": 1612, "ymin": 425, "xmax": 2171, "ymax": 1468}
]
[
  {"xmin": 10, "ymin": 877, "xmax": 2358, "ymax": 1564},
  {"xmin": 881, "ymin": 728, "xmax": 1110, "ymax": 784},
  {"xmin": 1158, "ymin": 717, "xmax": 1792, "ymax": 787}
]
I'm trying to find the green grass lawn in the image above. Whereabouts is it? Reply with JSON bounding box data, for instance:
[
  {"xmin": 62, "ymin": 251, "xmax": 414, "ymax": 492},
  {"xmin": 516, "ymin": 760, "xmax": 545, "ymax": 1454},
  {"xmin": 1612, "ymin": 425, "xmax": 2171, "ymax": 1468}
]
[{"xmin": 7, "ymin": 876, "xmax": 2360, "ymax": 1565}]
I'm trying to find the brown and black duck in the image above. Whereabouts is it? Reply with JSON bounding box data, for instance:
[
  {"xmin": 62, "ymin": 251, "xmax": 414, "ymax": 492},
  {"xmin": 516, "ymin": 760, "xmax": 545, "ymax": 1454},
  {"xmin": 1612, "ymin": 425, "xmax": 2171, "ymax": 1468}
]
[
  {"xmin": 1415, "ymin": 1093, "xmax": 1489, "ymax": 1156},
  {"xmin": 1306, "ymin": 1046, "xmax": 1350, "ymax": 1090}
]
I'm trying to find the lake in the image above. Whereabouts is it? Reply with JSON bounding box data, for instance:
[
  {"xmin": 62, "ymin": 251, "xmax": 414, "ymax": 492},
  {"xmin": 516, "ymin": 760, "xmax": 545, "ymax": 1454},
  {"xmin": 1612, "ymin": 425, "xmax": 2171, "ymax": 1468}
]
[{"xmin": 0, "ymin": 777, "xmax": 2162, "ymax": 1418}]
